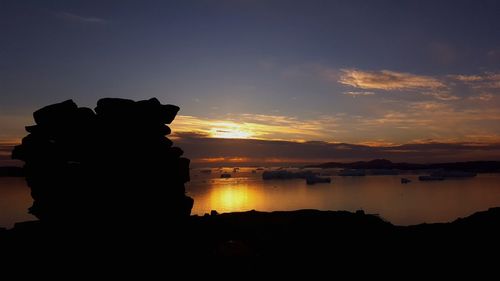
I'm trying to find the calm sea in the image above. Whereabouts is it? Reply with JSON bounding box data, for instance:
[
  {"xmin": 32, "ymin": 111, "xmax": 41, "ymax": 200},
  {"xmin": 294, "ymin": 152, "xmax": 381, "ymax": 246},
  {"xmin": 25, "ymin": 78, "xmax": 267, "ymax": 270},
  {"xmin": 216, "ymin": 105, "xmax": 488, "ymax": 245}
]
[{"xmin": 2, "ymin": 167, "xmax": 500, "ymax": 227}]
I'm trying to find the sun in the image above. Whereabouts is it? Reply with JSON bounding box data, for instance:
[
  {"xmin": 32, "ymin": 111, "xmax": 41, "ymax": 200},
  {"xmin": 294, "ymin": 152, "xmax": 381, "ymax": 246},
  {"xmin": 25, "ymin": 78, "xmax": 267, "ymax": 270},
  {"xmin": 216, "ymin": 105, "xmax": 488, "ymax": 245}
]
[
  {"xmin": 209, "ymin": 122, "xmax": 254, "ymax": 139},
  {"xmin": 210, "ymin": 128, "xmax": 253, "ymax": 139}
]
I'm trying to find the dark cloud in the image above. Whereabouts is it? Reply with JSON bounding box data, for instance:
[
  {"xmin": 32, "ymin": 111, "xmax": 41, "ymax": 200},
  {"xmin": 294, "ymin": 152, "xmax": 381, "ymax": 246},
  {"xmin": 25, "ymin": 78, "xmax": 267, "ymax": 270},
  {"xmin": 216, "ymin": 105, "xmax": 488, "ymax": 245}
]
[
  {"xmin": 171, "ymin": 131, "xmax": 210, "ymax": 139},
  {"xmin": 57, "ymin": 11, "xmax": 108, "ymax": 24},
  {"xmin": 3, "ymin": 137, "xmax": 499, "ymax": 167},
  {"xmin": 0, "ymin": 144, "xmax": 22, "ymax": 166},
  {"xmin": 175, "ymin": 136, "xmax": 500, "ymax": 166}
]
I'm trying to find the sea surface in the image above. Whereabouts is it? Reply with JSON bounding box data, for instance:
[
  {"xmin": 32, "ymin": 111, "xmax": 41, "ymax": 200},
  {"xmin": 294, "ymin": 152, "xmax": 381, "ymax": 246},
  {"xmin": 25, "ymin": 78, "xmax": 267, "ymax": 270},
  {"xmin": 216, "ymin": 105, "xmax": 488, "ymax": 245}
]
[{"xmin": 1, "ymin": 167, "xmax": 500, "ymax": 227}]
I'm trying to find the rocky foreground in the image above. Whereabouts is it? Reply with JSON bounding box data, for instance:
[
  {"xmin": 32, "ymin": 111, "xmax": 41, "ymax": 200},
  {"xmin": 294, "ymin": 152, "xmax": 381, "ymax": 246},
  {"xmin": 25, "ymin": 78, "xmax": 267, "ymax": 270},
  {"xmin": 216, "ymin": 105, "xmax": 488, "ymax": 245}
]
[{"xmin": 0, "ymin": 208, "xmax": 500, "ymax": 275}]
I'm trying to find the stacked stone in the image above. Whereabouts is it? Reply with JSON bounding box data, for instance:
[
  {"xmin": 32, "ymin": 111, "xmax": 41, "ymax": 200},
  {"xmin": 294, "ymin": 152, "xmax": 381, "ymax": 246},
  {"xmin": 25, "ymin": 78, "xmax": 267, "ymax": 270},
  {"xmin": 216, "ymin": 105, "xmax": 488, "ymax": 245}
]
[{"xmin": 12, "ymin": 98, "xmax": 193, "ymax": 226}]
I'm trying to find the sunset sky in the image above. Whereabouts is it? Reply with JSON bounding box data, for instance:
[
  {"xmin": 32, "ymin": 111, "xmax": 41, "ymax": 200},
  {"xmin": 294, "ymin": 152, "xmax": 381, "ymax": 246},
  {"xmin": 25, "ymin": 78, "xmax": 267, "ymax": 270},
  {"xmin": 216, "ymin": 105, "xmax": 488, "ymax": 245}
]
[{"xmin": 1, "ymin": 0, "xmax": 500, "ymax": 165}]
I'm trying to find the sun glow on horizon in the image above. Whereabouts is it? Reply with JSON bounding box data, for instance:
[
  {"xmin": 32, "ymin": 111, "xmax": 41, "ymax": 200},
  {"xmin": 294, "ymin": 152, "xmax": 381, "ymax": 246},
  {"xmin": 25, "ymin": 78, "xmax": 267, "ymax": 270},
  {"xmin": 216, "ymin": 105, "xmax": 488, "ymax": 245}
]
[
  {"xmin": 207, "ymin": 121, "xmax": 255, "ymax": 139},
  {"xmin": 171, "ymin": 114, "xmax": 334, "ymax": 141},
  {"xmin": 210, "ymin": 127, "xmax": 253, "ymax": 139}
]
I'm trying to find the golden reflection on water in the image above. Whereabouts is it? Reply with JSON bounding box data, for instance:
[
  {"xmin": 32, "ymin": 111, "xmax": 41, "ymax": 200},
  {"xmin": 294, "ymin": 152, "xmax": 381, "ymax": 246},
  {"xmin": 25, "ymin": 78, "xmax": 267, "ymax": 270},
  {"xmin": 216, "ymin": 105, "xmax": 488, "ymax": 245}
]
[
  {"xmin": 187, "ymin": 169, "xmax": 500, "ymax": 225},
  {"xmin": 202, "ymin": 178, "xmax": 267, "ymax": 213},
  {"xmin": 210, "ymin": 184, "xmax": 250, "ymax": 212}
]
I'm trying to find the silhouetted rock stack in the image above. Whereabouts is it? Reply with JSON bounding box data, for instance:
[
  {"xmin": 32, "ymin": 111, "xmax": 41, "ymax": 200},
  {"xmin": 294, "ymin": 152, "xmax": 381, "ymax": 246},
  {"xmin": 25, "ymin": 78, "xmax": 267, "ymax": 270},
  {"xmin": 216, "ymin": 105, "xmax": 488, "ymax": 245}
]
[{"xmin": 12, "ymin": 98, "xmax": 193, "ymax": 227}]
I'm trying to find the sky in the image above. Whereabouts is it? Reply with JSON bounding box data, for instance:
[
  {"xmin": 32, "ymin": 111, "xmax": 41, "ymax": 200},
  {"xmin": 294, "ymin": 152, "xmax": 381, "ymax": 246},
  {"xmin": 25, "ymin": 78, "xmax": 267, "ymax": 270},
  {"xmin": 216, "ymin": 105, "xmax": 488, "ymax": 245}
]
[{"xmin": 1, "ymin": 0, "xmax": 500, "ymax": 165}]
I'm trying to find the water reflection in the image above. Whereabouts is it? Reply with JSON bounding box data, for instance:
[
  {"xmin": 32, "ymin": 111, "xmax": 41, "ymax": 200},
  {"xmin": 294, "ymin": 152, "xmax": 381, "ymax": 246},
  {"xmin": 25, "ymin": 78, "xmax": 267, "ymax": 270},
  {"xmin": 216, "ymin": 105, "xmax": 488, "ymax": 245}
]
[
  {"xmin": 209, "ymin": 181, "xmax": 252, "ymax": 212},
  {"xmin": 0, "ymin": 177, "xmax": 36, "ymax": 228},
  {"xmin": 2, "ymin": 168, "xmax": 500, "ymax": 227},
  {"xmin": 192, "ymin": 178, "xmax": 266, "ymax": 214},
  {"xmin": 187, "ymin": 168, "xmax": 500, "ymax": 225}
]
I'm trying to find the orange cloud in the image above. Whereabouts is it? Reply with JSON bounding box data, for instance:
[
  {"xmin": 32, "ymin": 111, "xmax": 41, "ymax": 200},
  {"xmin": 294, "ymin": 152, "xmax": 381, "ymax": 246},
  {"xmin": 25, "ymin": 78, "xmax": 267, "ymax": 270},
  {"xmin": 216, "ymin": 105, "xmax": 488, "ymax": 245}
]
[
  {"xmin": 449, "ymin": 72, "xmax": 500, "ymax": 89},
  {"xmin": 198, "ymin": 157, "xmax": 249, "ymax": 163},
  {"xmin": 356, "ymin": 140, "xmax": 397, "ymax": 147},
  {"xmin": 449, "ymin": 74, "xmax": 485, "ymax": 82},
  {"xmin": 356, "ymin": 103, "xmax": 500, "ymax": 144},
  {"xmin": 410, "ymin": 101, "xmax": 450, "ymax": 111},
  {"xmin": 171, "ymin": 114, "xmax": 340, "ymax": 142},
  {"xmin": 339, "ymin": 69, "xmax": 446, "ymax": 90},
  {"xmin": 422, "ymin": 91, "xmax": 460, "ymax": 101},
  {"xmin": 469, "ymin": 93, "xmax": 494, "ymax": 101},
  {"xmin": 343, "ymin": 91, "xmax": 376, "ymax": 97},
  {"xmin": 169, "ymin": 98, "xmax": 500, "ymax": 146}
]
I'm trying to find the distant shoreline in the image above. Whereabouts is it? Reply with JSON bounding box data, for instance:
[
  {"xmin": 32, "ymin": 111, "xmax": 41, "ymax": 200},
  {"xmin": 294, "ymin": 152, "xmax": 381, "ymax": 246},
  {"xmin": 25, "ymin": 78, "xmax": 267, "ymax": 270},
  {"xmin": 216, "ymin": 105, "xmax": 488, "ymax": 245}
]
[
  {"xmin": 3, "ymin": 159, "xmax": 500, "ymax": 177},
  {"xmin": 305, "ymin": 159, "xmax": 500, "ymax": 173}
]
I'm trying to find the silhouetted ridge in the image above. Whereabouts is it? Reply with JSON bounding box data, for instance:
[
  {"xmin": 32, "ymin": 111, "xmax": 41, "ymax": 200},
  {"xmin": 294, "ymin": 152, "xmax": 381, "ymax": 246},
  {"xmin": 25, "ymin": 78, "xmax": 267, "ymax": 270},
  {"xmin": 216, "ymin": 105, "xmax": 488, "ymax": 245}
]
[
  {"xmin": 12, "ymin": 98, "xmax": 193, "ymax": 225},
  {"xmin": 308, "ymin": 159, "xmax": 500, "ymax": 172}
]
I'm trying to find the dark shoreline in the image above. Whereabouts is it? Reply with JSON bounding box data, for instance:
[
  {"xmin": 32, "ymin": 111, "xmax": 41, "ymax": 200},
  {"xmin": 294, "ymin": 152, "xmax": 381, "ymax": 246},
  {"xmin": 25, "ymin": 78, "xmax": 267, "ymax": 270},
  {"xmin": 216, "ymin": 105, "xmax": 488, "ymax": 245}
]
[
  {"xmin": 1, "ymin": 210, "xmax": 498, "ymax": 279},
  {"xmin": 3, "ymin": 207, "xmax": 500, "ymax": 259}
]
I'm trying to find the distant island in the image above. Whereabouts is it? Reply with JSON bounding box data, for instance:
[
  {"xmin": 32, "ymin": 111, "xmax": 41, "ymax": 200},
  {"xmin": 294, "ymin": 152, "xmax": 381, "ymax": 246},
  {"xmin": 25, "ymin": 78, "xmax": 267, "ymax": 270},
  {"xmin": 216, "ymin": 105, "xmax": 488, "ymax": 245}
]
[
  {"xmin": 306, "ymin": 159, "xmax": 500, "ymax": 173},
  {"xmin": 3, "ymin": 159, "xmax": 500, "ymax": 178}
]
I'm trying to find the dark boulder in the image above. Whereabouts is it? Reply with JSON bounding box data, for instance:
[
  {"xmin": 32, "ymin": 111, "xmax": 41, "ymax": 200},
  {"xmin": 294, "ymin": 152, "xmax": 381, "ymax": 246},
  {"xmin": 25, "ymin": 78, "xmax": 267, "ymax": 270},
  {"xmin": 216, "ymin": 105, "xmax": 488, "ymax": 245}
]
[
  {"xmin": 33, "ymin": 100, "xmax": 78, "ymax": 126},
  {"xmin": 94, "ymin": 98, "xmax": 136, "ymax": 118},
  {"xmin": 12, "ymin": 97, "xmax": 193, "ymax": 229},
  {"xmin": 160, "ymin": 104, "xmax": 180, "ymax": 124}
]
